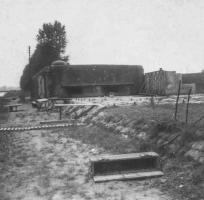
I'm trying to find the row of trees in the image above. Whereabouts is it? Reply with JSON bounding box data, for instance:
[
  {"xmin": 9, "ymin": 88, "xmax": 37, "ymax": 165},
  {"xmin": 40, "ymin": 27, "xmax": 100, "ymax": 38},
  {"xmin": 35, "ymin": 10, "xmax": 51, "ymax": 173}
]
[{"xmin": 20, "ymin": 21, "xmax": 68, "ymax": 91}]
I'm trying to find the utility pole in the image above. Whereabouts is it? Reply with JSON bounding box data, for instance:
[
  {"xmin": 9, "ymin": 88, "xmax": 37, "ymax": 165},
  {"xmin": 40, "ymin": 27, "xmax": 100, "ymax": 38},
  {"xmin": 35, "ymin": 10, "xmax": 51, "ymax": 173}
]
[
  {"xmin": 28, "ymin": 46, "xmax": 31, "ymax": 97},
  {"xmin": 28, "ymin": 46, "xmax": 31, "ymax": 64},
  {"xmin": 28, "ymin": 45, "xmax": 31, "ymax": 81}
]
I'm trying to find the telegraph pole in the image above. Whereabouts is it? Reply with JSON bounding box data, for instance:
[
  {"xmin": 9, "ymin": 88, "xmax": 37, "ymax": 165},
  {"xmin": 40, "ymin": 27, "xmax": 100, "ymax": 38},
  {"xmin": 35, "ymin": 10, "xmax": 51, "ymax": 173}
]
[
  {"xmin": 28, "ymin": 46, "xmax": 31, "ymax": 97},
  {"xmin": 28, "ymin": 45, "xmax": 31, "ymax": 81},
  {"xmin": 28, "ymin": 46, "xmax": 31, "ymax": 79},
  {"xmin": 28, "ymin": 46, "xmax": 31, "ymax": 64}
]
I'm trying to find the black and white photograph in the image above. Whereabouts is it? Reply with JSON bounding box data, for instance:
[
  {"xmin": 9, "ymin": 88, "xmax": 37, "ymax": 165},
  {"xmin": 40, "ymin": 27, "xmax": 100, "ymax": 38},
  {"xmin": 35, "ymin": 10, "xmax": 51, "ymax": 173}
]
[{"xmin": 0, "ymin": 0, "xmax": 204, "ymax": 199}]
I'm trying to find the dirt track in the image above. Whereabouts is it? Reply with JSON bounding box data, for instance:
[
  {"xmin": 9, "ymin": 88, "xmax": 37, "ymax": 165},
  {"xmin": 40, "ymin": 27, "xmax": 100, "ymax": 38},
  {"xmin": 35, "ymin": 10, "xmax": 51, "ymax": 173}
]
[{"xmin": 0, "ymin": 104, "xmax": 171, "ymax": 200}]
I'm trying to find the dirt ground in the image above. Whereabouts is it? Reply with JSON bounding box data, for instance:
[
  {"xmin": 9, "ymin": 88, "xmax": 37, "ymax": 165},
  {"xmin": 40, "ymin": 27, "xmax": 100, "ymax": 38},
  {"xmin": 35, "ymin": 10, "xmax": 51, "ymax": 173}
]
[{"xmin": 0, "ymin": 104, "xmax": 172, "ymax": 200}]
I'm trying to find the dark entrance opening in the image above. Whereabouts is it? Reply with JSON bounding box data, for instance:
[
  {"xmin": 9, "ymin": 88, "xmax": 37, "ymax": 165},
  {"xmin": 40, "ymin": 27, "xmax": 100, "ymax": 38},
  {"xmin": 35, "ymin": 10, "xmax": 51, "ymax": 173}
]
[{"xmin": 64, "ymin": 86, "xmax": 83, "ymax": 97}]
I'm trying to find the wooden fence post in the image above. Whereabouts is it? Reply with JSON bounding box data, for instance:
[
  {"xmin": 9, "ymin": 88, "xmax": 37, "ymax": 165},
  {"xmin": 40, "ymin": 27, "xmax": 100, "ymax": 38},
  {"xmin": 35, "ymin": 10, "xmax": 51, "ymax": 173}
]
[
  {"xmin": 174, "ymin": 80, "xmax": 181, "ymax": 121},
  {"xmin": 185, "ymin": 88, "xmax": 192, "ymax": 124}
]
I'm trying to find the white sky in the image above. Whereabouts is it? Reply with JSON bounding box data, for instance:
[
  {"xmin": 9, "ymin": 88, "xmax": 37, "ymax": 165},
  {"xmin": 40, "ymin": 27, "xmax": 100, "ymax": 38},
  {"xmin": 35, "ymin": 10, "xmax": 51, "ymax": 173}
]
[{"xmin": 0, "ymin": 0, "xmax": 204, "ymax": 87}]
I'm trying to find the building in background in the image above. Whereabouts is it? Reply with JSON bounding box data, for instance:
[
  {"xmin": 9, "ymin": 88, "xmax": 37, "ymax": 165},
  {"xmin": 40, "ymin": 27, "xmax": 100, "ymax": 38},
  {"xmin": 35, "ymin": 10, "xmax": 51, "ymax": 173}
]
[
  {"xmin": 32, "ymin": 60, "xmax": 144, "ymax": 99},
  {"xmin": 182, "ymin": 72, "xmax": 204, "ymax": 93},
  {"xmin": 32, "ymin": 61, "xmax": 202, "ymax": 99},
  {"xmin": 144, "ymin": 68, "xmax": 182, "ymax": 95}
]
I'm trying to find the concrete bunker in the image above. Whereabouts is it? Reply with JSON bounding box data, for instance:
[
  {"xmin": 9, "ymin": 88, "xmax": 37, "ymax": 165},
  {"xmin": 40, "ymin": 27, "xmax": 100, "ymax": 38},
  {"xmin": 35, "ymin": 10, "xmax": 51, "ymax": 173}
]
[{"xmin": 32, "ymin": 61, "xmax": 144, "ymax": 99}]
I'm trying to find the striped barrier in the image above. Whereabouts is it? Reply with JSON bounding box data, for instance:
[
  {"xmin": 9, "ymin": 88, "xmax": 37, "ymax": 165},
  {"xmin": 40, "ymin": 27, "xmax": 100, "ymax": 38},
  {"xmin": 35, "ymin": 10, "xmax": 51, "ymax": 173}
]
[{"xmin": 0, "ymin": 123, "xmax": 85, "ymax": 132}]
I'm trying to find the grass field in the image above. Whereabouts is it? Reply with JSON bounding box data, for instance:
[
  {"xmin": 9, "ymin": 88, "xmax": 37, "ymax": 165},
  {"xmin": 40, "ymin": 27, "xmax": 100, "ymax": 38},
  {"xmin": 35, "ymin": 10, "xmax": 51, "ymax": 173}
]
[
  {"xmin": 64, "ymin": 101, "xmax": 204, "ymax": 200},
  {"xmin": 0, "ymin": 99, "xmax": 204, "ymax": 199},
  {"xmin": 0, "ymin": 104, "xmax": 171, "ymax": 200}
]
